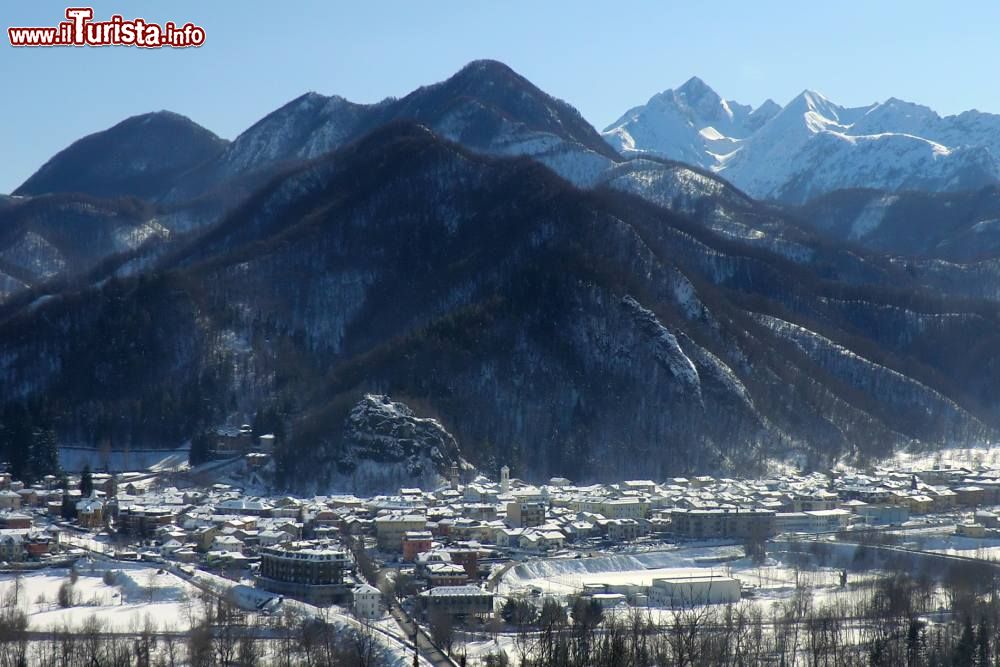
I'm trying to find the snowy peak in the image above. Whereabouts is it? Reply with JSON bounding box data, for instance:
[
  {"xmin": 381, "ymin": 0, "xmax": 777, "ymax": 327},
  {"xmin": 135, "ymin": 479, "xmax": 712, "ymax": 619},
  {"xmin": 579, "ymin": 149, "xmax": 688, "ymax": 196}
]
[
  {"xmin": 785, "ymin": 89, "xmax": 844, "ymax": 124},
  {"xmin": 650, "ymin": 76, "xmax": 760, "ymax": 138},
  {"xmin": 391, "ymin": 58, "xmax": 621, "ymax": 163},
  {"xmin": 218, "ymin": 91, "xmax": 371, "ymax": 172},
  {"xmin": 746, "ymin": 99, "xmax": 781, "ymax": 132},
  {"xmin": 604, "ymin": 79, "xmax": 1000, "ymax": 202},
  {"xmin": 603, "ymin": 77, "xmax": 766, "ymax": 170},
  {"xmin": 674, "ymin": 76, "xmax": 732, "ymax": 123},
  {"xmin": 760, "ymin": 89, "xmax": 868, "ymax": 140},
  {"xmin": 676, "ymin": 75, "xmax": 716, "ymax": 99},
  {"xmin": 849, "ymin": 97, "xmax": 940, "ymax": 138}
]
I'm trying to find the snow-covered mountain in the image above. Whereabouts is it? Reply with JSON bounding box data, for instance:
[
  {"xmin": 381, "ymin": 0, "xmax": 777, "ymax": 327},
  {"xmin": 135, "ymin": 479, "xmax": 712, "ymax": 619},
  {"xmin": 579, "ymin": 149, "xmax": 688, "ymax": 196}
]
[
  {"xmin": 6, "ymin": 123, "xmax": 999, "ymax": 487},
  {"xmin": 10, "ymin": 61, "xmax": 1000, "ymax": 487},
  {"xmin": 164, "ymin": 59, "xmax": 619, "ymax": 201},
  {"xmin": 604, "ymin": 79, "xmax": 1000, "ymax": 203}
]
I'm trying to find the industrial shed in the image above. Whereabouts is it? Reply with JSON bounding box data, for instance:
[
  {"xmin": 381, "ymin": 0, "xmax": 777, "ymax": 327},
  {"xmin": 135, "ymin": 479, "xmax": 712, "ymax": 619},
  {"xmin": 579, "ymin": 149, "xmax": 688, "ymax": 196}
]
[{"xmin": 649, "ymin": 575, "xmax": 740, "ymax": 608}]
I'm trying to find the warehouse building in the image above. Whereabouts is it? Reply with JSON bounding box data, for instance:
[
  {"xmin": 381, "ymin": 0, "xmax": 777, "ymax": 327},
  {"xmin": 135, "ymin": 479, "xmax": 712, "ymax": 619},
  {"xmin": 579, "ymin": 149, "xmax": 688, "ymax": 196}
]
[{"xmin": 649, "ymin": 575, "xmax": 740, "ymax": 608}]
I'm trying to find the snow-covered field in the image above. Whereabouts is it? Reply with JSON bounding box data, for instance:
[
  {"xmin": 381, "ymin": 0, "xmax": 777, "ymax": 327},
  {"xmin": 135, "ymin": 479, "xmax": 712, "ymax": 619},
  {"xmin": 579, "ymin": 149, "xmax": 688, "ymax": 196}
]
[
  {"xmin": 499, "ymin": 545, "xmax": 744, "ymax": 596},
  {"xmin": 0, "ymin": 559, "xmax": 204, "ymax": 632},
  {"xmin": 483, "ymin": 545, "xmax": 907, "ymax": 665},
  {"xmin": 500, "ymin": 543, "xmax": 887, "ymax": 615},
  {"xmin": 900, "ymin": 533, "xmax": 1000, "ymax": 561},
  {"xmin": 872, "ymin": 444, "xmax": 1000, "ymax": 472},
  {"xmin": 0, "ymin": 561, "xmax": 423, "ymax": 665}
]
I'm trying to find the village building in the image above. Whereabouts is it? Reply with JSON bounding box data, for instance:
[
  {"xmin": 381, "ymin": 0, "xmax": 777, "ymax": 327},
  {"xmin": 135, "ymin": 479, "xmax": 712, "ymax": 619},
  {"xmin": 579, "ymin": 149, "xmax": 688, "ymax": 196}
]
[
  {"xmin": 352, "ymin": 583, "xmax": 382, "ymax": 619},
  {"xmin": 255, "ymin": 541, "xmax": 353, "ymax": 604},
  {"xmin": 419, "ymin": 585, "xmax": 494, "ymax": 619},
  {"xmin": 649, "ymin": 575, "xmax": 741, "ymax": 608},
  {"xmin": 374, "ymin": 514, "xmax": 427, "ymax": 552}
]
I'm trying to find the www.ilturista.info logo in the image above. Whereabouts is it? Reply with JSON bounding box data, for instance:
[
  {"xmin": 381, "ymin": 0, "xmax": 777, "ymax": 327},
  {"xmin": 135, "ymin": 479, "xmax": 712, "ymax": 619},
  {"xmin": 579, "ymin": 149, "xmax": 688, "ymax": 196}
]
[{"xmin": 8, "ymin": 7, "xmax": 205, "ymax": 48}]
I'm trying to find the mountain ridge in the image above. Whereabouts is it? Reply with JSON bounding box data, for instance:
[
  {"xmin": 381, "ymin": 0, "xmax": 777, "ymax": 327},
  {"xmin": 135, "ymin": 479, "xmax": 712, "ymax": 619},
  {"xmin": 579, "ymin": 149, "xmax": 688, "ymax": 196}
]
[
  {"xmin": 3, "ymin": 122, "xmax": 999, "ymax": 490},
  {"xmin": 5, "ymin": 63, "xmax": 1000, "ymax": 491},
  {"xmin": 604, "ymin": 78, "xmax": 1000, "ymax": 203}
]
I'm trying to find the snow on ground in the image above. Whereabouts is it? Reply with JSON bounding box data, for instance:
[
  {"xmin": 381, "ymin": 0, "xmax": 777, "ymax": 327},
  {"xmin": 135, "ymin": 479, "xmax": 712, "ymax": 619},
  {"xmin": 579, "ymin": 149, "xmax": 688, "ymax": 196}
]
[
  {"xmin": 500, "ymin": 544, "xmax": 890, "ymax": 618},
  {"xmin": 0, "ymin": 560, "xmax": 420, "ymax": 665},
  {"xmin": 475, "ymin": 547, "xmax": 901, "ymax": 667},
  {"xmin": 849, "ymin": 194, "xmax": 899, "ymax": 240},
  {"xmin": 463, "ymin": 634, "xmax": 522, "ymax": 665},
  {"xmin": 60, "ymin": 532, "xmax": 116, "ymax": 556},
  {"xmin": 898, "ymin": 533, "xmax": 1000, "ymax": 561},
  {"xmin": 0, "ymin": 559, "xmax": 205, "ymax": 632},
  {"xmin": 180, "ymin": 568, "xmax": 424, "ymax": 666},
  {"xmin": 500, "ymin": 544, "xmax": 745, "ymax": 596},
  {"xmin": 872, "ymin": 445, "xmax": 1000, "ymax": 472}
]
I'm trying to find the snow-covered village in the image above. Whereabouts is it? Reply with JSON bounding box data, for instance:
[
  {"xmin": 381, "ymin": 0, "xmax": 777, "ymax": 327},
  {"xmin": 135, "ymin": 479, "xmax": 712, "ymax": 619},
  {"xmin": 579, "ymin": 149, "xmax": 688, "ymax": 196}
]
[
  {"xmin": 0, "ymin": 431, "xmax": 997, "ymax": 665},
  {"xmin": 14, "ymin": 2, "xmax": 1000, "ymax": 665}
]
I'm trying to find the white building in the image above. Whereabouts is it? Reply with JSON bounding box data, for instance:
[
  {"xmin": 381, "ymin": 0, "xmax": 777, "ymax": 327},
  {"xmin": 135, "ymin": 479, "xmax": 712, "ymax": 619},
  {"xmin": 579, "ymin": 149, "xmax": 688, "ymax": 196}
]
[
  {"xmin": 649, "ymin": 575, "xmax": 740, "ymax": 608},
  {"xmin": 259, "ymin": 530, "xmax": 293, "ymax": 547},
  {"xmin": 211, "ymin": 534, "xmax": 245, "ymax": 553},
  {"xmin": 774, "ymin": 509, "xmax": 851, "ymax": 534},
  {"xmin": 352, "ymin": 583, "xmax": 382, "ymax": 619}
]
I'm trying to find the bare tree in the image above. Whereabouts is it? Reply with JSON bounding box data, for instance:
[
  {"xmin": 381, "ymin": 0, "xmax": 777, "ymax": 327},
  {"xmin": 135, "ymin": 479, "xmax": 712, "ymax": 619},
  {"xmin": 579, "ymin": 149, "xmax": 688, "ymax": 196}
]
[
  {"xmin": 187, "ymin": 621, "xmax": 215, "ymax": 667},
  {"xmin": 57, "ymin": 580, "xmax": 76, "ymax": 608},
  {"xmin": 429, "ymin": 607, "xmax": 455, "ymax": 656}
]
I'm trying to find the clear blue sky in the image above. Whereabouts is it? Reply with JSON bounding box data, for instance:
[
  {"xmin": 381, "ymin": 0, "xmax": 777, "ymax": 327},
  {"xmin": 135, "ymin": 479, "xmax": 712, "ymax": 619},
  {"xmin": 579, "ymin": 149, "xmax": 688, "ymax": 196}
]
[{"xmin": 2, "ymin": 0, "xmax": 999, "ymax": 193}]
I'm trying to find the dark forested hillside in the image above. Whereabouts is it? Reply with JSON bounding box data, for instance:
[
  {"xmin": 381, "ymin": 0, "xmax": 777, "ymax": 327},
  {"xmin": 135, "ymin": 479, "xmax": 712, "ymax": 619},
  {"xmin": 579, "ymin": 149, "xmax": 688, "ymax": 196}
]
[
  {"xmin": 793, "ymin": 186, "xmax": 1000, "ymax": 260},
  {"xmin": 0, "ymin": 194, "xmax": 166, "ymax": 297},
  {"xmin": 1, "ymin": 123, "xmax": 998, "ymax": 490},
  {"xmin": 0, "ymin": 61, "xmax": 626, "ymax": 308},
  {"xmin": 165, "ymin": 59, "xmax": 619, "ymax": 203},
  {"xmin": 14, "ymin": 111, "xmax": 228, "ymax": 201}
]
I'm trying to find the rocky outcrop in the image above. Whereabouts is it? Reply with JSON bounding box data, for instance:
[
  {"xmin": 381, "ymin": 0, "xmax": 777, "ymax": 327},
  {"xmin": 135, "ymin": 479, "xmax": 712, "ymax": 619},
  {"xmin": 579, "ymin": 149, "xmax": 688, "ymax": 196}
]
[{"xmin": 330, "ymin": 395, "xmax": 464, "ymax": 493}]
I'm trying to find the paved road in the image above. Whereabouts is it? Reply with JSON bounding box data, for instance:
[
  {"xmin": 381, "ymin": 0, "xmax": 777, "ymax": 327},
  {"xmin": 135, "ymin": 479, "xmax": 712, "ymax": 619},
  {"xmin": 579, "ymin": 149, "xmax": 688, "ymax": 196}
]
[
  {"xmin": 389, "ymin": 602, "xmax": 456, "ymax": 667},
  {"xmin": 346, "ymin": 534, "xmax": 454, "ymax": 667}
]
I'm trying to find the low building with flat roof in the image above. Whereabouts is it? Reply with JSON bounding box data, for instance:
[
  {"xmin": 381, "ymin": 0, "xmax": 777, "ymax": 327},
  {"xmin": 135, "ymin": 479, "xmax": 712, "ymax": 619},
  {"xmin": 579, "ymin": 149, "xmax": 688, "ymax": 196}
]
[
  {"xmin": 649, "ymin": 575, "xmax": 740, "ymax": 608},
  {"xmin": 419, "ymin": 585, "xmax": 494, "ymax": 619}
]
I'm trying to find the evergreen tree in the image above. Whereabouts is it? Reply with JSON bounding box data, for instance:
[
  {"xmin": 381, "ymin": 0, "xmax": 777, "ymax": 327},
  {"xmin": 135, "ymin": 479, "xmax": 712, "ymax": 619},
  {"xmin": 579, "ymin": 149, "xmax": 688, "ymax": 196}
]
[
  {"xmin": 954, "ymin": 616, "xmax": 976, "ymax": 667},
  {"xmin": 28, "ymin": 424, "xmax": 60, "ymax": 483},
  {"xmin": 252, "ymin": 404, "xmax": 286, "ymax": 441},
  {"xmin": 501, "ymin": 599, "xmax": 538, "ymax": 626},
  {"xmin": 80, "ymin": 465, "xmax": 94, "ymax": 498},
  {"xmin": 61, "ymin": 490, "xmax": 76, "ymax": 521},
  {"xmin": 189, "ymin": 432, "xmax": 214, "ymax": 467},
  {"xmin": 0, "ymin": 404, "xmax": 33, "ymax": 481}
]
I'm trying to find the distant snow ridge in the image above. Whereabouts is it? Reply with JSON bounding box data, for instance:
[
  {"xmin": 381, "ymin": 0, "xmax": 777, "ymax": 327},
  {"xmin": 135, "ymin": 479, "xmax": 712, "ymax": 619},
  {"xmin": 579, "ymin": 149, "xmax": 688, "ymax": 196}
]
[
  {"xmin": 604, "ymin": 77, "xmax": 1000, "ymax": 202},
  {"xmin": 0, "ymin": 232, "xmax": 65, "ymax": 279},
  {"xmin": 849, "ymin": 194, "xmax": 900, "ymax": 240},
  {"xmin": 755, "ymin": 313, "xmax": 986, "ymax": 438},
  {"xmin": 621, "ymin": 295, "xmax": 701, "ymax": 395}
]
